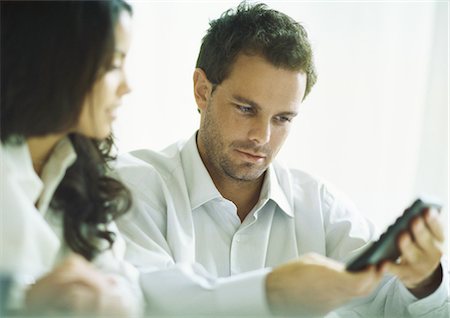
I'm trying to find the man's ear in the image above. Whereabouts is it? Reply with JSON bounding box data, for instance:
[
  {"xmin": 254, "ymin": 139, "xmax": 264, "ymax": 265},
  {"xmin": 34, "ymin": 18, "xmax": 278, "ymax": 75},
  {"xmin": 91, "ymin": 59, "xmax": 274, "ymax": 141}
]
[{"xmin": 193, "ymin": 68, "xmax": 213, "ymax": 113}]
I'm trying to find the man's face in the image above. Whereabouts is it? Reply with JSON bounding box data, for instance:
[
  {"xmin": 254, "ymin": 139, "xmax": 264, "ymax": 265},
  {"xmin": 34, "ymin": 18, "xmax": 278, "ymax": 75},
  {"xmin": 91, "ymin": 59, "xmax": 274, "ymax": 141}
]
[{"xmin": 196, "ymin": 53, "xmax": 307, "ymax": 184}]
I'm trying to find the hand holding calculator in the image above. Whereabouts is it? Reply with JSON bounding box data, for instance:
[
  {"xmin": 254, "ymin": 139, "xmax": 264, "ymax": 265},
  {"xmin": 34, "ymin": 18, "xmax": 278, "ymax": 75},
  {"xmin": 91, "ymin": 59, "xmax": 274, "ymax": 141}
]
[{"xmin": 346, "ymin": 198, "xmax": 442, "ymax": 272}]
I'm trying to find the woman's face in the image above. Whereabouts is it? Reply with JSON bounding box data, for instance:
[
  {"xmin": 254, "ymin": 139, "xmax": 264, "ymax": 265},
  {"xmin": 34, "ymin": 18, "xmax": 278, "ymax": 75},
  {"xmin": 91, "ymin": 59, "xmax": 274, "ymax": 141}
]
[{"xmin": 75, "ymin": 10, "xmax": 132, "ymax": 139}]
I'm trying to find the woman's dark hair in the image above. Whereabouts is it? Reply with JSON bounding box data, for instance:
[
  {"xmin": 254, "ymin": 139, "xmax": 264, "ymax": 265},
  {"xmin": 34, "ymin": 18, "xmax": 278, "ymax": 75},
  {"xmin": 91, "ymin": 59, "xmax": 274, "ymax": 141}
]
[
  {"xmin": 196, "ymin": 2, "xmax": 317, "ymax": 99},
  {"xmin": 1, "ymin": 1, "xmax": 132, "ymax": 260}
]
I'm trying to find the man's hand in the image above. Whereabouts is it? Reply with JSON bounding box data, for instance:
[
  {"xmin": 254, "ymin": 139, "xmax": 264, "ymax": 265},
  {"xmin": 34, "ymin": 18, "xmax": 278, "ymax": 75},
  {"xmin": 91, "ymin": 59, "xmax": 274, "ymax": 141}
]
[
  {"xmin": 25, "ymin": 254, "xmax": 133, "ymax": 316},
  {"xmin": 383, "ymin": 208, "xmax": 444, "ymax": 298},
  {"xmin": 266, "ymin": 253, "xmax": 384, "ymax": 316}
]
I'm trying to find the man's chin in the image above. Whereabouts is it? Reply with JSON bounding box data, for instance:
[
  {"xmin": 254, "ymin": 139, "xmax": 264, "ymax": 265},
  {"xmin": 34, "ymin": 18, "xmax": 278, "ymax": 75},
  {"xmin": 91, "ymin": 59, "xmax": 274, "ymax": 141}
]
[{"xmin": 226, "ymin": 167, "xmax": 267, "ymax": 182}]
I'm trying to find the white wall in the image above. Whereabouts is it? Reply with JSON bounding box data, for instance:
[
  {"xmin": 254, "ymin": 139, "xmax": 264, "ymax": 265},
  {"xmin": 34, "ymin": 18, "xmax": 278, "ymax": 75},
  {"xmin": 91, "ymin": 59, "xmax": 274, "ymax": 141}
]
[{"xmin": 114, "ymin": 1, "xmax": 448, "ymax": 245}]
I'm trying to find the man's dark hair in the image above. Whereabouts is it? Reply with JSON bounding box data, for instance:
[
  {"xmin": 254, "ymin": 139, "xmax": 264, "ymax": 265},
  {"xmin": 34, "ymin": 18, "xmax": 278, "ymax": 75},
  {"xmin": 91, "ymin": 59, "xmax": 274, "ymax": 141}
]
[{"xmin": 196, "ymin": 2, "xmax": 317, "ymax": 99}]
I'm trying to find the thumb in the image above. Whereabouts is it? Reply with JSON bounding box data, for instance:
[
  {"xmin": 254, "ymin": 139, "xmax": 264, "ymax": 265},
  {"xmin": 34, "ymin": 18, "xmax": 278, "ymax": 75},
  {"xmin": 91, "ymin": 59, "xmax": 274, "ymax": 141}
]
[{"xmin": 382, "ymin": 260, "xmax": 404, "ymax": 279}]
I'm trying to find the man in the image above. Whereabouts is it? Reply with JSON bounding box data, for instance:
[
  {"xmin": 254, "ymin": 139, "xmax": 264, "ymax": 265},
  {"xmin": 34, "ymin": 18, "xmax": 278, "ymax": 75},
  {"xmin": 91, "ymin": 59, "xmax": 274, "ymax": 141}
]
[{"xmin": 116, "ymin": 3, "xmax": 448, "ymax": 316}]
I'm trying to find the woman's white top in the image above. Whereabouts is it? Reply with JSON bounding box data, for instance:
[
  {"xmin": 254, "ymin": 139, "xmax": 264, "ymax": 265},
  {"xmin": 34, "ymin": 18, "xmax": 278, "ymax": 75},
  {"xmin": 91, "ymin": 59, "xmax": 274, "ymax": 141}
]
[{"xmin": 0, "ymin": 138, "xmax": 142, "ymax": 314}]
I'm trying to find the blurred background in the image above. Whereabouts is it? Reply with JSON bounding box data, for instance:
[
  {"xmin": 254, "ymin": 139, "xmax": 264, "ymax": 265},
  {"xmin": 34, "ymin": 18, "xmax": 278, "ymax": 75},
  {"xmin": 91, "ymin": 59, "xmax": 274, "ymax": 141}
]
[{"xmin": 114, "ymin": 0, "xmax": 448, "ymax": 251}]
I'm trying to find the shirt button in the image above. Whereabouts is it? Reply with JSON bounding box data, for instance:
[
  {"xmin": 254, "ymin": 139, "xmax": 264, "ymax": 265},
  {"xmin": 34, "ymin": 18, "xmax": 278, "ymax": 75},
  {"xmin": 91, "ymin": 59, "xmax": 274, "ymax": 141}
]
[{"xmin": 235, "ymin": 235, "xmax": 241, "ymax": 242}]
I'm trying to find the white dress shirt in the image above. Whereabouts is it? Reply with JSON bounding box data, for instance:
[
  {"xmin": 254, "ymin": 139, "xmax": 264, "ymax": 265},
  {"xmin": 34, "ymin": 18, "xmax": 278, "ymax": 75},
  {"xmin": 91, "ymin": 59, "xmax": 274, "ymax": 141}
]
[
  {"xmin": 115, "ymin": 133, "xmax": 449, "ymax": 317},
  {"xmin": 0, "ymin": 138, "xmax": 142, "ymax": 314}
]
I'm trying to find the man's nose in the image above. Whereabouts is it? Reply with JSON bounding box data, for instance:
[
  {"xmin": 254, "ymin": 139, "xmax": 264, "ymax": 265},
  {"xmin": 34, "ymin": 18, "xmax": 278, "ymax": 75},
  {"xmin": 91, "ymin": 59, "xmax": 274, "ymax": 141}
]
[{"xmin": 248, "ymin": 118, "xmax": 271, "ymax": 145}]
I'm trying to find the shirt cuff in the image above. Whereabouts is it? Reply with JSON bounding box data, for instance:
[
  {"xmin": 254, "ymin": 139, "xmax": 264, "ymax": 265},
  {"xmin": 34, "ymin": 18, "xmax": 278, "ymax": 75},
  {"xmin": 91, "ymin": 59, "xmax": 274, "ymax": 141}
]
[
  {"xmin": 398, "ymin": 263, "xmax": 449, "ymax": 316},
  {"xmin": 216, "ymin": 267, "xmax": 272, "ymax": 315}
]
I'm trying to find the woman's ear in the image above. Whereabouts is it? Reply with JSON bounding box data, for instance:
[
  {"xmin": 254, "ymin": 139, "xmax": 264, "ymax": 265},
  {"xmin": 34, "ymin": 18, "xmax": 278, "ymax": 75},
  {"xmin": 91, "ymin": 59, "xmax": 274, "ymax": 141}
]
[{"xmin": 193, "ymin": 68, "xmax": 213, "ymax": 113}]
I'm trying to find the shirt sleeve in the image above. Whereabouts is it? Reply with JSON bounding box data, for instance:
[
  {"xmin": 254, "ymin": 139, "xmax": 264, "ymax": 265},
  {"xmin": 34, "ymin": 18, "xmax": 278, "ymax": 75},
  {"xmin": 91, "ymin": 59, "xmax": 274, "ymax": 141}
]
[{"xmin": 139, "ymin": 263, "xmax": 271, "ymax": 315}]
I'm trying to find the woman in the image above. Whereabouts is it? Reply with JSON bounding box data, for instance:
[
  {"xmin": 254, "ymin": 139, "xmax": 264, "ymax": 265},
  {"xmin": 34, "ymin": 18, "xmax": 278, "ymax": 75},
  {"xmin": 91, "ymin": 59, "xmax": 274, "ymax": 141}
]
[{"xmin": 0, "ymin": 1, "xmax": 142, "ymax": 315}]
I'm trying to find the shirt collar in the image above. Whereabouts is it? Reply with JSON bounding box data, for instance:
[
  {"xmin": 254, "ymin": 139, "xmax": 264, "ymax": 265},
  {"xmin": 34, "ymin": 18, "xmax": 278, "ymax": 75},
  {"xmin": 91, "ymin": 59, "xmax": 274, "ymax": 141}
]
[
  {"xmin": 2, "ymin": 141, "xmax": 43, "ymax": 206},
  {"xmin": 1, "ymin": 137, "xmax": 77, "ymax": 216},
  {"xmin": 180, "ymin": 132, "xmax": 293, "ymax": 217},
  {"xmin": 259, "ymin": 165, "xmax": 294, "ymax": 217},
  {"xmin": 37, "ymin": 137, "xmax": 77, "ymax": 214},
  {"xmin": 180, "ymin": 133, "xmax": 222, "ymax": 210}
]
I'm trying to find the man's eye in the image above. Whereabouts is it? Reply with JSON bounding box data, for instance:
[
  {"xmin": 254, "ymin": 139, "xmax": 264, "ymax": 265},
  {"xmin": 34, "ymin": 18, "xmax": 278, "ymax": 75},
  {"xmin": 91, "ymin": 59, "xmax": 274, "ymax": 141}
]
[
  {"xmin": 275, "ymin": 116, "xmax": 292, "ymax": 123},
  {"xmin": 237, "ymin": 105, "xmax": 253, "ymax": 113}
]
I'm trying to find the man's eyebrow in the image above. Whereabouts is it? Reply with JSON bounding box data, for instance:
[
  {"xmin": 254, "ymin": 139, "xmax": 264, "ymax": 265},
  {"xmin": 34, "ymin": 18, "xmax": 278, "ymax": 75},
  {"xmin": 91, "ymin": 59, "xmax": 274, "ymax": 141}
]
[
  {"xmin": 231, "ymin": 94, "xmax": 298, "ymax": 117},
  {"xmin": 231, "ymin": 95, "xmax": 261, "ymax": 110},
  {"xmin": 277, "ymin": 111, "xmax": 298, "ymax": 118}
]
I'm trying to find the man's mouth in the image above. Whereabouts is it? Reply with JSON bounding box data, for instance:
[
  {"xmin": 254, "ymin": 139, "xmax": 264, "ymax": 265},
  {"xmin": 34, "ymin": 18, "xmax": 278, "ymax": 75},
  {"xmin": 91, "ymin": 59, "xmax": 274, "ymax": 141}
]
[{"xmin": 235, "ymin": 149, "xmax": 266, "ymax": 163}]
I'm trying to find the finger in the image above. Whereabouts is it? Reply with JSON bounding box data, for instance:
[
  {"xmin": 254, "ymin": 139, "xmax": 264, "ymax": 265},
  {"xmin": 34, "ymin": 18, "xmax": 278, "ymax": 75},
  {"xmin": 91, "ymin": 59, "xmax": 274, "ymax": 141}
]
[
  {"xmin": 412, "ymin": 217, "xmax": 444, "ymax": 259},
  {"xmin": 378, "ymin": 260, "xmax": 391, "ymax": 273},
  {"xmin": 383, "ymin": 260, "xmax": 406, "ymax": 280},
  {"xmin": 410, "ymin": 217, "xmax": 436, "ymax": 251},
  {"xmin": 424, "ymin": 209, "xmax": 445, "ymax": 242},
  {"xmin": 398, "ymin": 233, "xmax": 424, "ymax": 264}
]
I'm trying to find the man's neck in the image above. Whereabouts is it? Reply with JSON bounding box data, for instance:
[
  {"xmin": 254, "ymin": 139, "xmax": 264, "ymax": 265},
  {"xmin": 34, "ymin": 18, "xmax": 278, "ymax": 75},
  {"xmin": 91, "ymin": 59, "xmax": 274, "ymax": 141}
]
[
  {"xmin": 210, "ymin": 170, "xmax": 265, "ymax": 222},
  {"xmin": 195, "ymin": 133, "xmax": 266, "ymax": 221}
]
